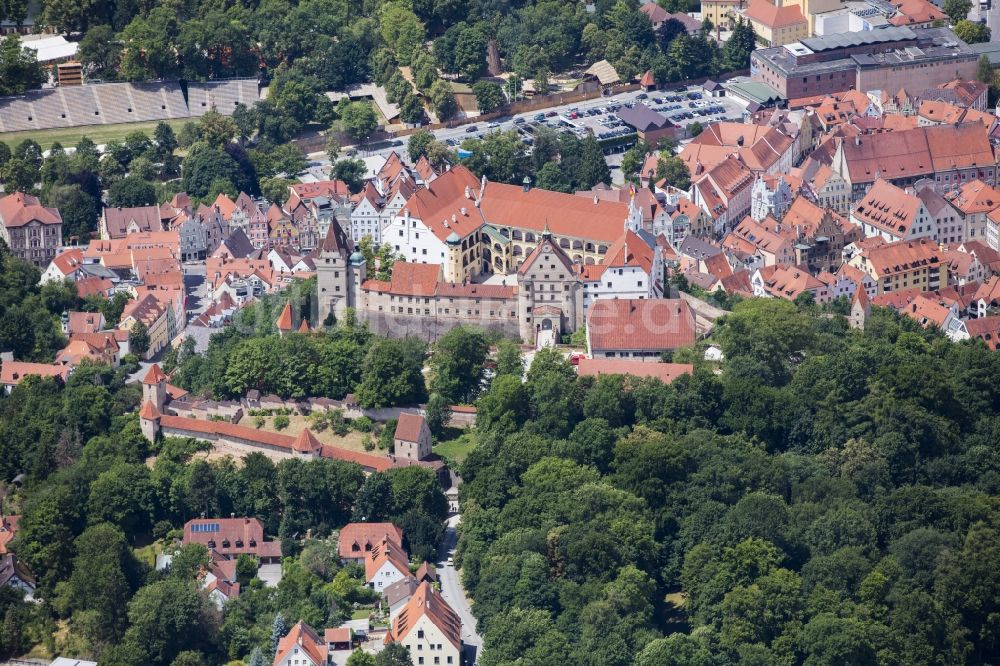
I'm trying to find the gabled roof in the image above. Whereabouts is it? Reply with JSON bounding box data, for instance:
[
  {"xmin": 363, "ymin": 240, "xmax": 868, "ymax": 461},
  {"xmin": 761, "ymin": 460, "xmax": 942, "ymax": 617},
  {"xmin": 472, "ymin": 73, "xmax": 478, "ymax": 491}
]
[
  {"xmin": 139, "ymin": 400, "xmax": 161, "ymax": 420},
  {"xmin": 364, "ymin": 536, "xmax": 411, "ymax": 582},
  {"xmin": 273, "ymin": 621, "xmax": 327, "ymax": 666},
  {"xmin": 947, "ymin": 179, "xmax": 1000, "ymax": 215},
  {"xmin": 517, "ymin": 233, "xmax": 578, "ymax": 276},
  {"xmin": 863, "ymin": 237, "xmax": 943, "ymax": 276},
  {"xmin": 852, "ymin": 179, "xmax": 922, "ymax": 237},
  {"xmin": 384, "ymin": 576, "xmax": 419, "ymax": 608},
  {"xmin": 394, "ymin": 413, "xmax": 427, "ymax": 443},
  {"xmin": 102, "ymin": 205, "xmax": 160, "ymax": 238},
  {"xmin": 964, "ymin": 315, "xmax": 1000, "ymax": 350},
  {"xmin": 757, "ymin": 264, "xmax": 827, "ymax": 300},
  {"xmin": 386, "ymin": 581, "xmax": 462, "ymax": 650}
]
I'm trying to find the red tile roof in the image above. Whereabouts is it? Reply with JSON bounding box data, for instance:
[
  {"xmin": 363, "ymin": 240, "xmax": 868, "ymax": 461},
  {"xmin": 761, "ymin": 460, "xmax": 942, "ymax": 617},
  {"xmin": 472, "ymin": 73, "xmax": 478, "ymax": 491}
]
[
  {"xmin": 587, "ymin": 299, "xmax": 696, "ymax": 352},
  {"xmin": 744, "ymin": 0, "xmax": 807, "ymax": 28},
  {"xmin": 0, "ymin": 192, "xmax": 62, "ymax": 228},
  {"xmin": 156, "ymin": 414, "xmax": 394, "ymax": 472},
  {"xmin": 276, "ymin": 302, "xmax": 294, "ymax": 331},
  {"xmin": 338, "ymin": 522, "xmax": 404, "ymax": 560},
  {"xmin": 386, "ymin": 581, "xmax": 462, "ymax": 650},
  {"xmin": 0, "ymin": 362, "xmax": 70, "ymax": 387},
  {"xmin": 577, "ymin": 358, "xmax": 693, "ymax": 383},
  {"xmin": 183, "ymin": 517, "xmax": 281, "ymax": 559},
  {"xmin": 292, "ymin": 428, "xmax": 323, "ymax": 453},
  {"xmin": 965, "ymin": 315, "xmax": 1000, "ymax": 350},
  {"xmin": 394, "ymin": 413, "xmax": 427, "ymax": 443},
  {"xmin": 142, "ymin": 363, "xmax": 167, "ymax": 385},
  {"xmin": 364, "ymin": 536, "xmax": 411, "ymax": 582},
  {"xmin": 274, "ymin": 621, "xmax": 327, "ymax": 666},
  {"xmin": 852, "ymin": 179, "xmax": 923, "ymax": 238}
]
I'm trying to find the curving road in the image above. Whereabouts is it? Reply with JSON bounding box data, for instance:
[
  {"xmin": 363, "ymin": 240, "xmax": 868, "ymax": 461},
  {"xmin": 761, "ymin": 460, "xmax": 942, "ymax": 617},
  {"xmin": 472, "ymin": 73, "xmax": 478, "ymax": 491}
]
[{"xmin": 437, "ymin": 514, "xmax": 482, "ymax": 665}]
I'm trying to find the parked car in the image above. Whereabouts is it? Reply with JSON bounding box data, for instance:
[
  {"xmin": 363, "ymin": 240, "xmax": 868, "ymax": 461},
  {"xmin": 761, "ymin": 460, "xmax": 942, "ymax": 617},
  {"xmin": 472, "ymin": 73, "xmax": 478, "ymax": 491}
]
[
  {"xmin": 637, "ymin": 93, "xmax": 648, "ymax": 99},
  {"xmin": 487, "ymin": 121, "xmax": 500, "ymax": 128},
  {"xmin": 514, "ymin": 117, "xmax": 526, "ymax": 124},
  {"xmin": 465, "ymin": 125, "xmax": 479, "ymax": 133},
  {"xmin": 534, "ymin": 113, "xmax": 546, "ymax": 121},
  {"xmin": 546, "ymin": 110, "xmax": 557, "ymax": 117}
]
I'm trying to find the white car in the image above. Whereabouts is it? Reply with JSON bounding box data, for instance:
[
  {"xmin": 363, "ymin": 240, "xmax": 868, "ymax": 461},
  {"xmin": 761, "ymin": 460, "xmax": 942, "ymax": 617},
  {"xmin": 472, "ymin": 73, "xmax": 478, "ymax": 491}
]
[{"xmin": 487, "ymin": 121, "xmax": 500, "ymax": 128}]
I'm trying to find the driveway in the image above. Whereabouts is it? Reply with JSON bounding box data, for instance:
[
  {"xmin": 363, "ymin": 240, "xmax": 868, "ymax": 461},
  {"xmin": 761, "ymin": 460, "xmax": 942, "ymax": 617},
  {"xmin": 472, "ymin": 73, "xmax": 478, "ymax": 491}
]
[{"xmin": 437, "ymin": 514, "xmax": 482, "ymax": 664}]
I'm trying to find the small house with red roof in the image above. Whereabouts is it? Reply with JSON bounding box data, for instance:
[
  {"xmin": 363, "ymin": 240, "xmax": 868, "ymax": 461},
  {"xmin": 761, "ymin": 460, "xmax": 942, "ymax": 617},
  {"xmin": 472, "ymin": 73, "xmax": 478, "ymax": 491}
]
[
  {"xmin": 393, "ymin": 413, "xmax": 432, "ymax": 461},
  {"xmin": 365, "ymin": 536, "xmax": 413, "ymax": 592}
]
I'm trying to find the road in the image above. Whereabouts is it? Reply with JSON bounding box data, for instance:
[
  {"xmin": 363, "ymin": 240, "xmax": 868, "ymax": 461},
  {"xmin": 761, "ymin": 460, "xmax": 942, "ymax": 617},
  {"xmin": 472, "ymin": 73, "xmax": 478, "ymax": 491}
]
[{"xmin": 437, "ymin": 514, "xmax": 482, "ymax": 665}]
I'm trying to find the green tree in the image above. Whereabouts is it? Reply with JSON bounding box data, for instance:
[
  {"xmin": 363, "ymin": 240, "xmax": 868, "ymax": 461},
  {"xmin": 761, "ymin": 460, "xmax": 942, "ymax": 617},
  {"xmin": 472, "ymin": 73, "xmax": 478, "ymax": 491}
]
[
  {"xmin": 534, "ymin": 161, "xmax": 571, "ymax": 193},
  {"xmin": 332, "ymin": 158, "xmax": 368, "ymax": 194},
  {"xmin": 107, "ymin": 175, "xmax": 156, "ymax": 207},
  {"xmin": 325, "ymin": 133, "xmax": 341, "ymax": 163},
  {"xmin": 722, "ymin": 17, "xmax": 757, "ymax": 70},
  {"xmin": 689, "ymin": 121, "xmax": 704, "ymax": 137},
  {"xmin": 120, "ymin": 579, "xmax": 216, "ymax": 666},
  {"xmin": 428, "ymin": 326, "xmax": 488, "ymax": 403},
  {"xmin": 374, "ymin": 643, "xmax": 411, "ymax": 666},
  {"xmin": 472, "ymin": 81, "xmax": 504, "ymax": 114},
  {"xmin": 955, "ymin": 19, "xmax": 991, "ymax": 43},
  {"xmin": 339, "ymin": 101, "xmax": 379, "ymax": 143},
  {"xmin": 198, "ymin": 110, "xmax": 238, "ymax": 148},
  {"xmin": 430, "ymin": 79, "xmax": 458, "ymax": 121},
  {"xmin": 977, "ymin": 53, "xmax": 994, "ymax": 86},
  {"xmin": 87, "ymin": 462, "xmax": 155, "ymax": 535},
  {"xmin": 943, "ymin": 0, "xmax": 972, "ymax": 23},
  {"xmin": 408, "ymin": 129, "xmax": 435, "ymax": 162},
  {"xmin": 424, "ymin": 392, "xmax": 452, "ymax": 438},
  {"xmin": 620, "ymin": 140, "xmax": 651, "ymax": 182},
  {"xmin": 66, "ymin": 523, "xmax": 140, "ymax": 644},
  {"xmin": 129, "ymin": 320, "xmax": 150, "ymax": 357},
  {"xmin": 78, "ymin": 24, "xmax": 121, "ymax": 81},
  {"xmin": 656, "ymin": 153, "xmax": 690, "ymax": 190},
  {"xmin": 346, "ymin": 650, "xmax": 376, "ymax": 666},
  {"xmin": 0, "ymin": 34, "xmax": 44, "ymax": 95},
  {"xmin": 356, "ymin": 338, "xmax": 427, "ymax": 408}
]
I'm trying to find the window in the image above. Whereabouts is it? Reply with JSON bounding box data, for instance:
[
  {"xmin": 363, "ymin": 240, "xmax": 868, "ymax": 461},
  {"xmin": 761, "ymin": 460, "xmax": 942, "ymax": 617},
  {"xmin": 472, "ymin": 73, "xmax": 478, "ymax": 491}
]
[{"xmin": 418, "ymin": 630, "xmax": 425, "ymax": 639}]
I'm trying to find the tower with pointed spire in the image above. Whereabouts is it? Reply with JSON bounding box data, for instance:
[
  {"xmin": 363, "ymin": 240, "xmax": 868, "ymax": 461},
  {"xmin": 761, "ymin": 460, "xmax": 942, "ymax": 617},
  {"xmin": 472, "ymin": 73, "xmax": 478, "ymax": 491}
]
[{"xmin": 316, "ymin": 216, "xmax": 365, "ymax": 326}]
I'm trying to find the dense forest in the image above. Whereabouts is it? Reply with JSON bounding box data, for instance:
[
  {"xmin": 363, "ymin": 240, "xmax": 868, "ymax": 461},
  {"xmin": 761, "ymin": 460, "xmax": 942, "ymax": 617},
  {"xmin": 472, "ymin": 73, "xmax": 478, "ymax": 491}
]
[{"xmin": 458, "ymin": 299, "xmax": 1000, "ymax": 665}]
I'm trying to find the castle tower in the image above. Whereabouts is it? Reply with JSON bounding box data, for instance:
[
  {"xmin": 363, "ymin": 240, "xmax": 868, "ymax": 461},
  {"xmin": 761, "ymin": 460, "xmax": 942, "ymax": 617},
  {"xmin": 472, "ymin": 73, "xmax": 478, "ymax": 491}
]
[
  {"xmin": 141, "ymin": 363, "xmax": 168, "ymax": 412},
  {"xmin": 138, "ymin": 399, "xmax": 161, "ymax": 442},
  {"xmin": 316, "ymin": 216, "xmax": 355, "ymax": 325},
  {"xmin": 444, "ymin": 232, "xmax": 463, "ymax": 283}
]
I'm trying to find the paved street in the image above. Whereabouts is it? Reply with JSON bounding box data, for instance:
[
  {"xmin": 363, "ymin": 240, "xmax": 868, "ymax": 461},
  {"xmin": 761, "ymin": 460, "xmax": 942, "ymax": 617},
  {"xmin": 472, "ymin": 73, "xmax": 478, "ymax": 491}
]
[{"xmin": 437, "ymin": 514, "xmax": 482, "ymax": 665}]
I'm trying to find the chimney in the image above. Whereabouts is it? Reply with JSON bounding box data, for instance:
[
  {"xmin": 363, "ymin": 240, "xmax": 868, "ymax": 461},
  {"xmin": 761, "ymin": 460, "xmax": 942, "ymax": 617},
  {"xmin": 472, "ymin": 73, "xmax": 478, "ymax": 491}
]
[{"xmin": 855, "ymin": 135, "xmax": 861, "ymax": 146}]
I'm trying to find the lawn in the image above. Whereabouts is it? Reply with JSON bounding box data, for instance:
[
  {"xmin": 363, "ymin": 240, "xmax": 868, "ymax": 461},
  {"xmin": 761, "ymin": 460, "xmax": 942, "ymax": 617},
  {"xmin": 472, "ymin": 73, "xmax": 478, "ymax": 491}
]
[
  {"xmin": 433, "ymin": 431, "xmax": 477, "ymax": 464},
  {"xmin": 0, "ymin": 117, "xmax": 191, "ymax": 151},
  {"xmin": 241, "ymin": 414, "xmax": 374, "ymax": 453}
]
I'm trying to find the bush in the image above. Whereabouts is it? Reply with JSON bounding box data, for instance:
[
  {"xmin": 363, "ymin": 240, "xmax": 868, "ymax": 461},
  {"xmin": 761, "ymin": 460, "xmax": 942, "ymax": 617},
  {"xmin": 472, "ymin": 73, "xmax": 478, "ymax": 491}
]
[
  {"xmin": 254, "ymin": 416, "xmax": 265, "ymax": 429},
  {"xmin": 352, "ymin": 416, "xmax": 374, "ymax": 433},
  {"xmin": 153, "ymin": 520, "xmax": 174, "ymax": 540},
  {"xmin": 274, "ymin": 415, "xmax": 290, "ymax": 430},
  {"xmin": 363, "ymin": 437, "xmax": 375, "ymax": 452}
]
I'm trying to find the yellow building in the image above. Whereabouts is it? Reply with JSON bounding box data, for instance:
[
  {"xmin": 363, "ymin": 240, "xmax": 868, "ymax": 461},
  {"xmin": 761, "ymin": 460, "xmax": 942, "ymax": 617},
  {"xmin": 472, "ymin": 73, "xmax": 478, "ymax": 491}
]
[
  {"xmin": 781, "ymin": 0, "xmax": 841, "ymax": 33},
  {"xmin": 849, "ymin": 237, "xmax": 948, "ymax": 295},
  {"xmin": 702, "ymin": 0, "xmax": 743, "ymax": 29},
  {"xmin": 742, "ymin": 0, "xmax": 809, "ymax": 47}
]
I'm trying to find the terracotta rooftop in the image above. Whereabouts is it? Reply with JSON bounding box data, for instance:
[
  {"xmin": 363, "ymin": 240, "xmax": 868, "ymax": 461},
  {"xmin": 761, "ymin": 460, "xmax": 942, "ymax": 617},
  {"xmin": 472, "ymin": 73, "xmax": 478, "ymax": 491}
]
[
  {"xmin": 863, "ymin": 237, "xmax": 943, "ymax": 277},
  {"xmin": 0, "ymin": 192, "xmax": 62, "ymax": 228},
  {"xmin": 364, "ymin": 536, "xmax": 411, "ymax": 582},
  {"xmin": 0, "ymin": 362, "xmax": 70, "ymax": 387},
  {"xmin": 587, "ymin": 298, "xmax": 696, "ymax": 352},
  {"xmin": 744, "ymin": 0, "xmax": 807, "ymax": 28},
  {"xmin": 577, "ymin": 358, "xmax": 693, "ymax": 383},
  {"xmin": 338, "ymin": 522, "xmax": 404, "ymax": 560},
  {"xmin": 274, "ymin": 621, "xmax": 326, "ymax": 666},
  {"xmin": 386, "ymin": 581, "xmax": 462, "ymax": 650},
  {"xmin": 276, "ymin": 302, "xmax": 294, "ymax": 331},
  {"xmin": 965, "ymin": 315, "xmax": 1000, "ymax": 350},
  {"xmin": 852, "ymin": 179, "xmax": 923, "ymax": 238},
  {"xmin": 394, "ymin": 413, "xmax": 427, "ymax": 443}
]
